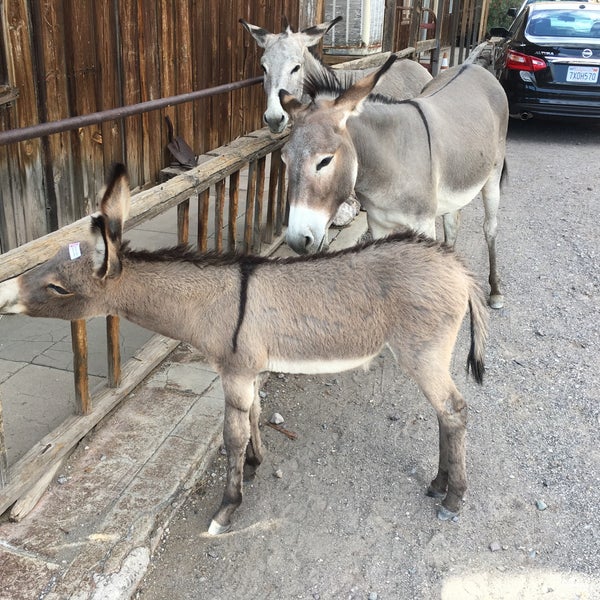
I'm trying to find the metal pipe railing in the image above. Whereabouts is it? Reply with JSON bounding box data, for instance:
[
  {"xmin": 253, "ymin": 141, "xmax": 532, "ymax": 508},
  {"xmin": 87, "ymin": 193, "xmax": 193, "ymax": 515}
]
[{"xmin": 0, "ymin": 76, "xmax": 263, "ymax": 146}]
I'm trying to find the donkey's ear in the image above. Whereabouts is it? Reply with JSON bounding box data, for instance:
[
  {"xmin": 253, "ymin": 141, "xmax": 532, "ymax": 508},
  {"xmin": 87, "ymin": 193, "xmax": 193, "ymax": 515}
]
[
  {"xmin": 300, "ymin": 16, "xmax": 342, "ymax": 46},
  {"xmin": 100, "ymin": 163, "xmax": 130, "ymax": 243},
  {"xmin": 282, "ymin": 15, "xmax": 293, "ymax": 33},
  {"xmin": 239, "ymin": 19, "xmax": 273, "ymax": 48},
  {"xmin": 92, "ymin": 163, "xmax": 130, "ymax": 280},
  {"xmin": 279, "ymin": 90, "xmax": 308, "ymax": 118},
  {"xmin": 334, "ymin": 54, "xmax": 398, "ymax": 120}
]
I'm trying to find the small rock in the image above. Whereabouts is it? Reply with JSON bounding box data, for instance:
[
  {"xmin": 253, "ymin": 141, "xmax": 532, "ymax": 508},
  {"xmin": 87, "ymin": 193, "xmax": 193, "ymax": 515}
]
[
  {"xmin": 273, "ymin": 469, "xmax": 283, "ymax": 479},
  {"xmin": 270, "ymin": 412, "xmax": 284, "ymax": 425},
  {"xmin": 489, "ymin": 541, "xmax": 502, "ymax": 552},
  {"xmin": 368, "ymin": 593, "xmax": 378, "ymax": 600},
  {"xmin": 388, "ymin": 414, "xmax": 401, "ymax": 422},
  {"xmin": 535, "ymin": 499, "xmax": 548, "ymax": 511},
  {"xmin": 259, "ymin": 390, "xmax": 267, "ymax": 399},
  {"xmin": 57, "ymin": 475, "xmax": 68, "ymax": 485}
]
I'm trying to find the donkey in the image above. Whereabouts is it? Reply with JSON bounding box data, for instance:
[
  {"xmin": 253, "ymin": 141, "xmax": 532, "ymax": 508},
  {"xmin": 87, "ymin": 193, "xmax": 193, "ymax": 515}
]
[
  {"xmin": 281, "ymin": 56, "xmax": 509, "ymax": 309},
  {"xmin": 240, "ymin": 16, "xmax": 432, "ymax": 134},
  {"xmin": 0, "ymin": 165, "xmax": 488, "ymax": 534}
]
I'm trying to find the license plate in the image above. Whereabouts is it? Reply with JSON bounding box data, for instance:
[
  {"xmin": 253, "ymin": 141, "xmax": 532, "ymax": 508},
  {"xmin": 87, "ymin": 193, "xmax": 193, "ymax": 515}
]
[{"xmin": 566, "ymin": 65, "xmax": 599, "ymax": 83}]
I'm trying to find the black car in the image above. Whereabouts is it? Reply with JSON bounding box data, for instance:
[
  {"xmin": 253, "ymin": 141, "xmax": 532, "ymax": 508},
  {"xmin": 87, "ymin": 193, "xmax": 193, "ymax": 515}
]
[{"xmin": 491, "ymin": 1, "xmax": 600, "ymax": 120}]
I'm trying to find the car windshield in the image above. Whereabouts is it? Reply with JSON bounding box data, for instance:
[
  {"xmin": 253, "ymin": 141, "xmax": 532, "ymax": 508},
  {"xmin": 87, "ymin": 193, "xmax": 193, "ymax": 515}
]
[{"xmin": 526, "ymin": 8, "xmax": 600, "ymax": 38}]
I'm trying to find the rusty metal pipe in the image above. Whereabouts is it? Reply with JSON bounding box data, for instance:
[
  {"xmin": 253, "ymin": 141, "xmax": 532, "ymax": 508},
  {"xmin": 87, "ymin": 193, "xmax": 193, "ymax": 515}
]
[{"xmin": 0, "ymin": 76, "xmax": 263, "ymax": 146}]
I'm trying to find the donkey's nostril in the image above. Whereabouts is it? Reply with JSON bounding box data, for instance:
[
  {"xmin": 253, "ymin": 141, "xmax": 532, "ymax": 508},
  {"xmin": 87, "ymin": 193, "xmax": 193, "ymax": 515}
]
[{"xmin": 303, "ymin": 234, "xmax": 314, "ymax": 250}]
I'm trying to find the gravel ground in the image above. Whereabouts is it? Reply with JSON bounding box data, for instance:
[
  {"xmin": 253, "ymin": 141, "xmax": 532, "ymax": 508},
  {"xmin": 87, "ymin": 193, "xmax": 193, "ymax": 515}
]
[{"xmin": 135, "ymin": 118, "xmax": 600, "ymax": 600}]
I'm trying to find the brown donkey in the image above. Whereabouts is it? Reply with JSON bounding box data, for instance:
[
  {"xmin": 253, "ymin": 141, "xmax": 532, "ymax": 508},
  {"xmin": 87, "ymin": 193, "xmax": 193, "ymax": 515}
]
[{"xmin": 0, "ymin": 165, "xmax": 488, "ymax": 534}]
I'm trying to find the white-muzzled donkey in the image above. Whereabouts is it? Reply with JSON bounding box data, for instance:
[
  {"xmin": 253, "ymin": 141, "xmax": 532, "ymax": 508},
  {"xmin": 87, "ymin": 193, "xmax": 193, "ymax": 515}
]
[
  {"xmin": 281, "ymin": 56, "xmax": 508, "ymax": 309},
  {"xmin": 240, "ymin": 16, "xmax": 432, "ymax": 134},
  {"xmin": 0, "ymin": 164, "xmax": 488, "ymax": 534}
]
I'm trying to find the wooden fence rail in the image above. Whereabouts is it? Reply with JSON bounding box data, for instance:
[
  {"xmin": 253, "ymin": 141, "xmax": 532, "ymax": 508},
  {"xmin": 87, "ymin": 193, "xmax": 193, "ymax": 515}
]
[{"xmin": 0, "ymin": 127, "xmax": 287, "ymax": 518}]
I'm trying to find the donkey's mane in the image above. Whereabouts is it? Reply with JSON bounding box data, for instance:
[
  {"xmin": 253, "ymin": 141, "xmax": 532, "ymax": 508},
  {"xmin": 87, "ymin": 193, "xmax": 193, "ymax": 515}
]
[
  {"xmin": 119, "ymin": 230, "xmax": 451, "ymax": 268},
  {"xmin": 303, "ymin": 68, "xmax": 404, "ymax": 105}
]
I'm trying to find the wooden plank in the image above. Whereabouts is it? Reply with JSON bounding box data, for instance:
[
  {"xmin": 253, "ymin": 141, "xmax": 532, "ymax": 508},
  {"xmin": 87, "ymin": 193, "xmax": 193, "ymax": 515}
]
[
  {"xmin": 64, "ymin": 0, "xmax": 104, "ymax": 216},
  {"xmin": 138, "ymin": 0, "xmax": 163, "ymax": 183},
  {"xmin": 9, "ymin": 453, "xmax": 67, "ymax": 521},
  {"xmin": 118, "ymin": 0, "xmax": 143, "ymax": 188},
  {"xmin": 173, "ymin": 1, "xmax": 194, "ymax": 157},
  {"xmin": 228, "ymin": 171, "xmax": 240, "ymax": 252},
  {"xmin": 254, "ymin": 156, "xmax": 266, "ymax": 252},
  {"xmin": 244, "ymin": 161, "xmax": 257, "ymax": 253},
  {"xmin": 0, "ymin": 392, "xmax": 8, "ymax": 486},
  {"xmin": 214, "ymin": 179, "xmax": 226, "ymax": 252},
  {"xmin": 32, "ymin": 1, "xmax": 74, "ymax": 229},
  {"xmin": 0, "ymin": 335, "xmax": 180, "ymax": 516},
  {"xmin": 264, "ymin": 149, "xmax": 280, "ymax": 244},
  {"xmin": 106, "ymin": 315, "xmax": 121, "ymax": 388},
  {"xmin": 177, "ymin": 199, "xmax": 190, "ymax": 245},
  {"xmin": 197, "ymin": 189, "xmax": 210, "ymax": 252},
  {"xmin": 214, "ymin": 0, "xmax": 230, "ymax": 148},
  {"xmin": 4, "ymin": 0, "xmax": 47, "ymax": 245},
  {"xmin": 276, "ymin": 156, "xmax": 287, "ymax": 235},
  {"xmin": 94, "ymin": 0, "xmax": 123, "ymax": 168},
  {"xmin": 71, "ymin": 320, "xmax": 90, "ymax": 415}
]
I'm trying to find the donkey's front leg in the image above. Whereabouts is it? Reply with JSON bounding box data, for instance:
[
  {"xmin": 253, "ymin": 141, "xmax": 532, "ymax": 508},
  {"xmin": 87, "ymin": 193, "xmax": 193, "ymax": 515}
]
[
  {"xmin": 208, "ymin": 374, "xmax": 255, "ymax": 535},
  {"xmin": 442, "ymin": 211, "xmax": 461, "ymax": 247},
  {"xmin": 244, "ymin": 376, "xmax": 264, "ymax": 478}
]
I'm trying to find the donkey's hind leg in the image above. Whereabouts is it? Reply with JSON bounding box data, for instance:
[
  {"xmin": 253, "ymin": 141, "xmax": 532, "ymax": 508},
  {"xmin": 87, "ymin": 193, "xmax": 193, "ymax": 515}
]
[
  {"xmin": 209, "ymin": 374, "xmax": 255, "ymax": 535},
  {"xmin": 413, "ymin": 367, "xmax": 468, "ymax": 520},
  {"xmin": 244, "ymin": 376, "xmax": 264, "ymax": 479},
  {"xmin": 482, "ymin": 167, "xmax": 504, "ymax": 309}
]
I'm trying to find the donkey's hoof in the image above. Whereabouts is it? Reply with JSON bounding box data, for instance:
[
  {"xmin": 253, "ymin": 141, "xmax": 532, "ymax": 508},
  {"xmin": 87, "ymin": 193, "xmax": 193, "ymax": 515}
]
[
  {"xmin": 426, "ymin": 486, "xmax": 446, "ymax": 499},
  {"xmin": 208, "ymin": 519, "xmax": 231, "ymax": 536},
  {"xmin": 489, "ymin": 294, "xmax": 504, "ymax": 310},
  {"xmin": 436, "ymin": 505, "xmax": 459, "ymax": 521}
]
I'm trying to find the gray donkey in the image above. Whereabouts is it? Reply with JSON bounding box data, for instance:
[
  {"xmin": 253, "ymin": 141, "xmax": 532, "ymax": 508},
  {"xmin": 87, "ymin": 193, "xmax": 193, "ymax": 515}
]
[
  {"xmin": 281, "ymin": 56, "xmax": 508, "ymax": 309},
  {"xmin": 0, "ymin": 165, "xmax": 488, "ymax": 534},
  {"xmin": 240, "ymin": 16, "xmax": 432, "ymax": 134}
]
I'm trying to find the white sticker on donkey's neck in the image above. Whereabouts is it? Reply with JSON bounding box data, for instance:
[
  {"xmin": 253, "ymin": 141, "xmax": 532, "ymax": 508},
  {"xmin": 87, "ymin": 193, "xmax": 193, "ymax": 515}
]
[{"xmin": 69, "ymin": 242, "xmax": 82, "ymax": 260}]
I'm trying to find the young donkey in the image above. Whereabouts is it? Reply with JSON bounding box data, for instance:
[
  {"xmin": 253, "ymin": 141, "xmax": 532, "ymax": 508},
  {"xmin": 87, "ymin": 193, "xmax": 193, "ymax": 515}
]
[{"xmin": 0, "ymin": 165, "xmax": 488, "ymax": 534}]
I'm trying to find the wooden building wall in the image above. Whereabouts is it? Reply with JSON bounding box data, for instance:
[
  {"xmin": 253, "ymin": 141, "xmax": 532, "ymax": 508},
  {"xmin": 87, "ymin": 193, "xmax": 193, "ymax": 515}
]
[{"xmin": 0, "ymin": 0, "xmax": 306, "ymax": 253}]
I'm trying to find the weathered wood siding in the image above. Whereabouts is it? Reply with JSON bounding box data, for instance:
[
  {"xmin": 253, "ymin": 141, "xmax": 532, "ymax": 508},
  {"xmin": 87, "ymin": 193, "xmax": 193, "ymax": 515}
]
[{"xmin": 0, "ymin": 0, "xmax": 302, "ymax": 253}]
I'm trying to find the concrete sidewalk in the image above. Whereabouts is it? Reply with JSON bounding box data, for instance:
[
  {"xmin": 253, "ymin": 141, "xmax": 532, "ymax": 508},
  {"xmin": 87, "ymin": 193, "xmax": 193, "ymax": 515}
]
[{"xmin": 0, "ymin": 207, "xmax": 367, "ymax": 600}]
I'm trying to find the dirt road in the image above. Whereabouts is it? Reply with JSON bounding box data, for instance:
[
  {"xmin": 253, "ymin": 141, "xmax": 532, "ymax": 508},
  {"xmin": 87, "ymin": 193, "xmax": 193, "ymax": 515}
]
[{"xmin": 135, "ymin": 119, "xmax": 600, "ymax": 599}]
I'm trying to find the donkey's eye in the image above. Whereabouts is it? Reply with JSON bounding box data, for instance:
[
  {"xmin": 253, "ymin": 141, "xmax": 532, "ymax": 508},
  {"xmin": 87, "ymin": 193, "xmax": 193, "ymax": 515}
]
[
  {"xmin": 316, "ymin": 156, "xmax": 333, "ymax": 171},
  {"xmin": 290, "ymin": 64, "xmax": 300, "ymax": 74},
  {"xmin": 48, "ymin": 283, "xmax": 71, "ymax": 296}
]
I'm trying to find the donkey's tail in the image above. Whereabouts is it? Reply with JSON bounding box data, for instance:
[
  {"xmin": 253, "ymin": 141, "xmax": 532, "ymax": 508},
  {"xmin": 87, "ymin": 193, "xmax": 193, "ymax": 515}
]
[{"xmin": 466, "ymin": 281, "xmax": 489, "ymax": 384}]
